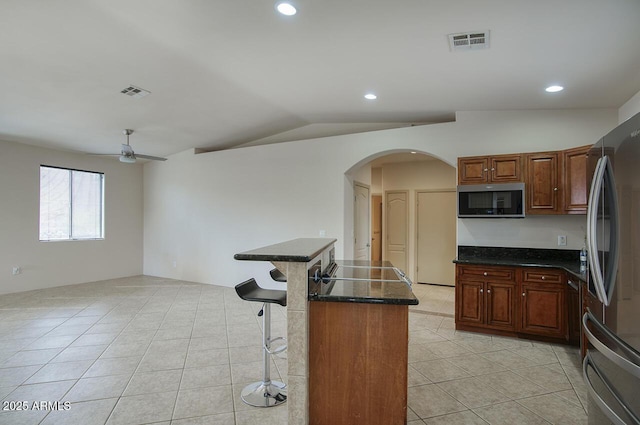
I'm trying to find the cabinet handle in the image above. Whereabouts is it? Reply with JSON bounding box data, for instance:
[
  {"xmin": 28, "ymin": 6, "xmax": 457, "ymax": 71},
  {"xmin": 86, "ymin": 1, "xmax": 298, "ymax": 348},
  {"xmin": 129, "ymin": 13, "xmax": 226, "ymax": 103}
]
[
  {"xmin": 483, "ymin": 272, "xmax": 488, "ymax": 276},
  {"xmin": 491, "ymin": 168, "xmax": 495, "ymax": 171},
  {"xmin": 541, "ymin": 276, "xmax": 546, "ymax": 280},
  {"xmin": 480, "ymin": 288, "xmax": 483, "ymax": 293},
  {"xmin": 487, "ymin": 289, "xmax": 491, "ymax": 293},
  {"xmin": 522, "ymin": 292, "xmax": 526, "ymax": 297},
  {"xmin": 483, "ymin": 168, "xmax": 488, "ymax": 172},
  {"xmin": 554, "ymin": 187, "xmax": 558, "ymax": 191}
]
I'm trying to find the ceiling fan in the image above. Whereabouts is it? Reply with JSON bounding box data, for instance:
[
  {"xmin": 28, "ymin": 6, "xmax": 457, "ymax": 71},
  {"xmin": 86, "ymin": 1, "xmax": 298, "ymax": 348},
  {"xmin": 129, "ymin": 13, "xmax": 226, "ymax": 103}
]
[{"xmin": 98, "ymin": 129, "xmax": 167, "ymax": 163}]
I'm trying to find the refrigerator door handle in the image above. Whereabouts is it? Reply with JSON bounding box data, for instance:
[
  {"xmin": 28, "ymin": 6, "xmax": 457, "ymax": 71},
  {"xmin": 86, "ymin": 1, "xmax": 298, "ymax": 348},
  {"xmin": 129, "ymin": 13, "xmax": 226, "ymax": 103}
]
[
  {"xmin": 586, "ymin": 156, "xmax": 608, "ymax": 304},
  {"xmin": 583, "ymin": 310, "xmax": 640, "ymax": 378},
  {"xmin": 586, "ymin": 155, "xmax": 620, "ymax": 306},
  {"xmin": 583, "ymin": 353, "xmax": 640, "ymax": 425}
]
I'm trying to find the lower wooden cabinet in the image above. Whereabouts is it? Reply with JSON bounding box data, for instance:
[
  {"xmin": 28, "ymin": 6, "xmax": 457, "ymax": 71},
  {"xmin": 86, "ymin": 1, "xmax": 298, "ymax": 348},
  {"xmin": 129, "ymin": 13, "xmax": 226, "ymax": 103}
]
[
  {"xmin": 456, "ymin": 264, "xmax": 570, "ymax": 342},
  {"xmin": 456, "ymin": 266, "xmax": 516, "ymax": 332},
  {"xmin": 486, "ymin": 282, "xmax": 517, "ymax": 329},
  {"xmin": 457, "ymin": 280, "xmax": 484, "ymax": 325},
  {"xmin": 520, "ymin": 282, "xmax": 566, "ymax": 339},
  {"xmin": 309, "ymin": 301, "xmax": 409, "ymax": 425}
]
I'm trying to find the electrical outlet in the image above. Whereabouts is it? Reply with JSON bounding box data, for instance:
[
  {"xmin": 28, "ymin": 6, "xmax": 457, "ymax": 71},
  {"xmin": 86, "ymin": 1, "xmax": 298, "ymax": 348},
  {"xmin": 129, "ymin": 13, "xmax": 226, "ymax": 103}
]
[
  {"xmin": 12, "ymin": 266, "xmax": 21, "ymax": 275},
  {"xmin": 557, "ymin": 235, "xmax": 567, "ymax": 246}
]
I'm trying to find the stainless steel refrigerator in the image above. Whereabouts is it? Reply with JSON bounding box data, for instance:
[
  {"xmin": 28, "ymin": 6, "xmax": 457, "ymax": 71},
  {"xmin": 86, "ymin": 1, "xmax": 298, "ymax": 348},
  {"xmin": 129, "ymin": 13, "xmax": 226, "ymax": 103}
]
[{"xmin": 583, "ymin": 111, "xmax": 640, "ymax": 424}]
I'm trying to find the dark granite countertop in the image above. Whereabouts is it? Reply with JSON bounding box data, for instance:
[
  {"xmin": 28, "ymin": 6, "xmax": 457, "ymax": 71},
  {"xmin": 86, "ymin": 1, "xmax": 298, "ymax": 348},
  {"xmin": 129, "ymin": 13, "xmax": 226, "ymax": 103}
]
[
  {"xmin": 234, "ymin": 238, "xmax": 336, "ymax": 262},
  {"xmin": 308, "ymin": 260, "xmax": 419, "ymax": 305},
  {"xmin": 454, "ymin": 246, "xmax": 587, "ymax": 281}
]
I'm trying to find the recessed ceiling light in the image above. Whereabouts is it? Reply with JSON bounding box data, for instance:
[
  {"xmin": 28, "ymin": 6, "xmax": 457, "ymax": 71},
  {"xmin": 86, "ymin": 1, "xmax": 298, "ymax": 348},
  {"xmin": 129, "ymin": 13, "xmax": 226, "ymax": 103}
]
[
  {"xmin": 545, "ymin": 85, "xmax": 564, "ymax": 93},
  {"xmin": 276, "ymin": 2, "xmax": 297, "ymax": 15},
  {"xmin": 364, "ymin": 93, "xmax": 377, "ymax": 100}
]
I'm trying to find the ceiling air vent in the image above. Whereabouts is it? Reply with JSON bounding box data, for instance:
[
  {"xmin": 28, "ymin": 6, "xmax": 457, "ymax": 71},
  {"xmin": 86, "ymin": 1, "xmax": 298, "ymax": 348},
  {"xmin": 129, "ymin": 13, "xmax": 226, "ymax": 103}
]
[
  {"xmin": 448, "ymin": 30, "xmax": 490, "ymax": 51},
  {"xmin": 120, "ymin": 85, "xmax": 151, "ymax": 99}
]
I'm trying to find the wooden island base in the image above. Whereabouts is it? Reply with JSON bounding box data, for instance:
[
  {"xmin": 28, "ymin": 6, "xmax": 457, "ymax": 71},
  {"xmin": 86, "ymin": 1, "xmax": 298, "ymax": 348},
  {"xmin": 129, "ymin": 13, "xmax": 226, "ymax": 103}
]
[{"xmin": 309, "ymin": 301, "xmax": 409, "ymax": 425}]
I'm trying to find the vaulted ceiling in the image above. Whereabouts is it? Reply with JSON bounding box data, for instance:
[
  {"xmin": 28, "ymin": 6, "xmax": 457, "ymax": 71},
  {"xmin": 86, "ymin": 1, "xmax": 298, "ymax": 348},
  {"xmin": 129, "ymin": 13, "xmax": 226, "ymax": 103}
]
[{"xmin": 1, "ymin": 0, "xmax": 639, "ymax": 158}]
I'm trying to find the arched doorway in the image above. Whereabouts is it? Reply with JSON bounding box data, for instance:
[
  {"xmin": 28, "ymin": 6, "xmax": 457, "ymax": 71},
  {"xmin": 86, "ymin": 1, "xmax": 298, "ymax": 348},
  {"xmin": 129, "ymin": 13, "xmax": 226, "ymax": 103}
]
[{"xmin": 345, "ymin": 150, "xmax": 457, "ymax": 285}]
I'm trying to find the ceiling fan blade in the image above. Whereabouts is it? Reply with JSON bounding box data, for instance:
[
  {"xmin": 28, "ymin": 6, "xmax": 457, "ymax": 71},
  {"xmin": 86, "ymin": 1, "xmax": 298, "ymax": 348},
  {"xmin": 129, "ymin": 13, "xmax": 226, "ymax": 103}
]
[{"xmin": 135, "ymin": 154, "xmax": 167, "ymax": 161}]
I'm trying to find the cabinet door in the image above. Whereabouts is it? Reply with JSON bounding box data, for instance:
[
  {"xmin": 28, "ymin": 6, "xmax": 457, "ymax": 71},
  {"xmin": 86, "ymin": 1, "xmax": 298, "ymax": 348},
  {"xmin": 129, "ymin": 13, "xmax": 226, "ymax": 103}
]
[
  {"xmin": 526, "ymin": 152, "xmax": 560, "ymax": 214},
  {"xmin": 520, "ymin": 283, "xmax": 566, "ymax": 338},
  {"xmin": 458, "ymin": 157, "xmax": 489, "ymax": 185},
  {"xmin": 563, "ymin": 145, "xmax": 590, "ymax": 214},
  {"xmin": 456, "ymin": 280, "xmax": 484, "ymax": 325},
  {"xmin": 486, "ymin": 282, "xmax": 516, "ymax": 330},
  {"xmin": 490, "ymin": 154, "xmax": 523, "ymax": 183}
]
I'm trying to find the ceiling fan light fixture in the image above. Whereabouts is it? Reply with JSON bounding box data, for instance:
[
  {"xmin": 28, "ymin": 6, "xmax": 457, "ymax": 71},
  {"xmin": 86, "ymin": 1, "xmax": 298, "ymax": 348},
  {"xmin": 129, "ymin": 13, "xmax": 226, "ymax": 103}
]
[{"xmin": 119, "ymin": 155, "xmax": 136, "ymax": 163}]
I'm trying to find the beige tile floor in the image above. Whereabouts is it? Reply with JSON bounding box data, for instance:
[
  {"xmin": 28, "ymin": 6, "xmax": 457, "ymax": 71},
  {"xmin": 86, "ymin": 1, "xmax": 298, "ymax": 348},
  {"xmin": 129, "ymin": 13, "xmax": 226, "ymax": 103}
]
[{"xmin": 0, "ymin": 276, "xmax": 586, "ymax": 424}]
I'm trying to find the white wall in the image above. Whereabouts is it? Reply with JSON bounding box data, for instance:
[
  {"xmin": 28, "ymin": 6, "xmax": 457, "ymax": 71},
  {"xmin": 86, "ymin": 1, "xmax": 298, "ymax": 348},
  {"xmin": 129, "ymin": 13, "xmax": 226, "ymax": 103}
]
[
  {"xmin": 371, "ymin": 168, "xmax": 382, "ymax": 195},
  {"xmin": 458, "ymin": 216, "xmax": 587, "ymax": 250},
  {"xmin": 619, "ymin": 89, "xmax": 640, "ymax": 123},
  {"xmin": 143, "ymin": 109, "xmax": 618, "ymax": 288},
  {"xmin": 0, "ymin": 140, "xmax": 143, "ymax": 295}
]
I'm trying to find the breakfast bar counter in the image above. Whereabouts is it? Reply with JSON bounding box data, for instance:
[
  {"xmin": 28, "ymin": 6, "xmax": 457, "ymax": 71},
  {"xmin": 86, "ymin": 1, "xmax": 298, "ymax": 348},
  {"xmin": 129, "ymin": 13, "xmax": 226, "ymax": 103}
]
[{"xmin": 235, "ymin": 239, "xmax": 417, "ymax": 425}]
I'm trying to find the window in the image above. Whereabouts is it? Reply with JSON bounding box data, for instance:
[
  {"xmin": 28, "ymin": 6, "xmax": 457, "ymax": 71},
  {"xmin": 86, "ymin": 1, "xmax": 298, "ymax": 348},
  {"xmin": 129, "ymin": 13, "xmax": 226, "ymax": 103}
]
[{"xmin": 39, "ymin": 166, "xmax": 104, "ymax": 241}]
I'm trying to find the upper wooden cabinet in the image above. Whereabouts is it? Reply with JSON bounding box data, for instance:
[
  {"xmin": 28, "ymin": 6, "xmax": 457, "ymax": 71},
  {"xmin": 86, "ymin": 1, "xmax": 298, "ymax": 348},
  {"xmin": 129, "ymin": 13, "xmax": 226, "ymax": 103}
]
[
  {"xmin": 524, "ymin": 145, "xmax": 592, "ymax": 215},
  {"xmin": 563, "ymin": 145, "xmax": 591, "ymax": 214},
  {"xmin": 458, "ymin": 154, "xmax": 523, "ymax": 185},
  {"xmin": 458, "ymin": 145, "xmax": 591, "ymax": 215},
  {"xmin": 525, "ymin": 152, "xmax": 561, "ymax": 214}
]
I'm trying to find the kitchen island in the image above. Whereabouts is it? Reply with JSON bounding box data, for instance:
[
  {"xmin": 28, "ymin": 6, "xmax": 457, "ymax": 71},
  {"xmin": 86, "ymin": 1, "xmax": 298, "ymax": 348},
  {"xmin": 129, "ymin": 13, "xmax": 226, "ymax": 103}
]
[{"xmin": 235, "ymin": 239, "xmax": 418, "ymax": 425}]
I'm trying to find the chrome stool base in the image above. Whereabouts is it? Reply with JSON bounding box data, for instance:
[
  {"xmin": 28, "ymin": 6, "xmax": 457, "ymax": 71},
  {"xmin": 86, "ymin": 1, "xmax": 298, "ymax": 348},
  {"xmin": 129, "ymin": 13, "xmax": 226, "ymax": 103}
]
[
  {"xmin": 234, "ymin": 278, "xmax": 287, "ymax": 408},
  {"xmin": 240, "ymin": 380, "xmax": 287, "ymax": 407}
]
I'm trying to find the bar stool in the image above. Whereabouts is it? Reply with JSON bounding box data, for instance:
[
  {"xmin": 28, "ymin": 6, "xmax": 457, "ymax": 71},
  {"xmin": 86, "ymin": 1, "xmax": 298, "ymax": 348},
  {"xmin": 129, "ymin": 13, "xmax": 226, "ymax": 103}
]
[
  {"xmin": 269, "ymin": 268, "xmax": 287, "ymax": 282},
  {"xmin": 234, "ymin": 278, "xmax": 287, "ymax": 407}
]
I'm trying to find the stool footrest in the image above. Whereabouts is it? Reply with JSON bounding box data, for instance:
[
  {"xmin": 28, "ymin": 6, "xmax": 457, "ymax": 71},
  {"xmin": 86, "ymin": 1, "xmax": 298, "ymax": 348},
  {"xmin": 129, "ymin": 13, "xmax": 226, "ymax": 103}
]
[
  {"xmin": 265, "ymin": 336, "xmax": 287, "ymax": 355},
  {"xmin": 240, "ymin": 380, "xmax": 287, "ymax": 407}
]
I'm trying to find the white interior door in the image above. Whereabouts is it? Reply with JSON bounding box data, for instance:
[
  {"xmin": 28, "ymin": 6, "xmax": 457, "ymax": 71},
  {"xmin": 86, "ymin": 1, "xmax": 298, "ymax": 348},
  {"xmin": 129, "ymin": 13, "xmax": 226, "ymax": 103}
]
[
  {"xmin": 416, "ymin": 190, "xmax": 456, "ymax": 286},
  {"xmin": 354, "ymin": 183, "xmax": 370, "ymax": 260},
  {"xmin": 385, "ymin": 191, "xmax": 408, "ymax": 271},
  {"xmin": 371, "ymin": 195, "xmax": 382, "ymax": 262}
]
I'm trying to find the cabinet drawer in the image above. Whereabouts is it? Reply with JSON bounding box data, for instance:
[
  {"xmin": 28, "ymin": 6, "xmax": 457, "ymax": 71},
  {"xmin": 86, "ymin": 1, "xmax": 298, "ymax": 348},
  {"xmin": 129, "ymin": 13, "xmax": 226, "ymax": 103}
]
[
  {"xmin": 521, "ymin": 269, "xmax": 564, "ymax": 284},
  {"xmin": 457, "ymin": 265, "xmax": 515, "ymax": 281}
]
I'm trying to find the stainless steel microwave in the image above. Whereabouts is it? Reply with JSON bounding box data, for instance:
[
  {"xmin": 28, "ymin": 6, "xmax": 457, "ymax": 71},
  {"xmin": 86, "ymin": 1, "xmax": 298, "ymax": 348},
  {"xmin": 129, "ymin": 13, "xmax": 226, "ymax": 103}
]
[{"xmin": 457, "ymin": 183, "xmax": 525, "ymax": 218}]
